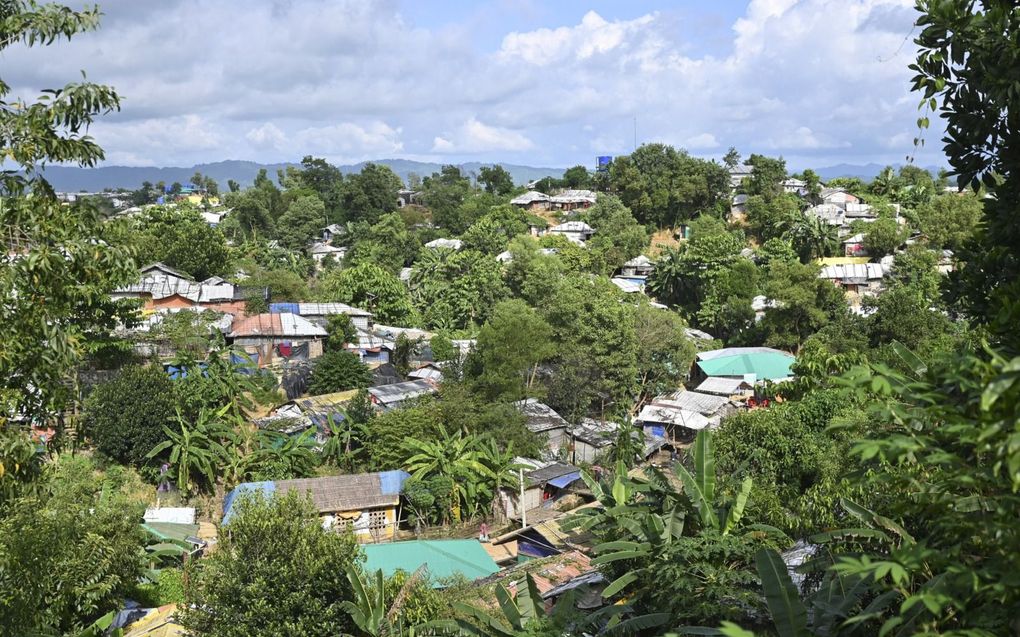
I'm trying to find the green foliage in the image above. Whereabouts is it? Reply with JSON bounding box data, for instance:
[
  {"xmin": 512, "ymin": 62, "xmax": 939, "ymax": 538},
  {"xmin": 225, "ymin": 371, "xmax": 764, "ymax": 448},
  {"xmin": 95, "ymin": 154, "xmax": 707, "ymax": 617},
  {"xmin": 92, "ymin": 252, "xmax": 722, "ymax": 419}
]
[
  {"xmin": 364, "ymin": 402, "xmax": 443, "ymax": 472},
  {"xmin": 318, "ymin": 262, "xmax": 418, "ymax": 326},
  {"xmin": 410, "ymin": 248, "xmax": 508, "ymax": 330},
  {"xmin": 861, "ymin": 217, "xmax": 907, "ymax": 257},
  {"xmin": 146, "ymin": 405, "xmax": 233, "ymax": 497},
  {"xmin": 134, "ymin": 205, "xmax": 231, "ymax": 280},
  {"xmin": 277, "ymin": 194, "xmax": 327, "ymax": 250},
  {"xmin": 913, "ymin": 0, "xmax": 1020, "ymax": 347},
  {"xmin": 745, "ymin": 194, "xmax": 801, "ymax": 242},
  {"xmin": 829, "ymin": 346, "xmax": 1020, "ymax": 634},
  {"xmin": 429, "ymin": 333, "xmax": 457, "ymax": 362},
  {"xmin": 467, "ymin": 299, "xmax": 555, "ymax": 401},
  {"xmin": 180, "ymin": 490, "xmax": 361, "ymax": 636},
  {"xmin": 403, "ymin": 424, "xmax": 486, "ymax": 523},
  {"xmin": 608, "ymin": 143, "xmax": 730, "ymax": 227},
  {"xmin": 0, "ymin": 2, "xmax": 137, "ymax": 420},
  {"xmin": 755, "ymin": 260, "xmax": 847, "ymax": 351},
  {"xmin": 308, "ymin": 349, "xmax": 372, "ymax": 395},
  {"xmin": 542, "ymin": 275, "xmax": 638, "ymax": 417},
  {"xmin": 326, "ymin": 314, "xmax": 358, "ymax": 350},
  {"xmin": 83, "ymin": 365, "xmax": 177, "ymax": 466},
  {"xmin": 633, "ymin": 303, "xmax": 696, "ymax": 405},
  {"xmin": 340, "ymin": 163, "xmax": 403, "ymax": 225},
  {"xmin": 915, "ymin": 192, "xmax": 983, "ymax": 251},
  {"xmin": 461, "ymin": 205, "xmax": 528, "ymax": 255},
  {"xmin": 745, "ymin": 154, "xmax": 788, "ymax": 201},
  {"xmin": 478, "ymin": 164, "xmax": 515, "ymax": 196},
  {"xmin": 582, "ymin": 194, "xmax": 648, "ymax": 272},
  {"xmin": 346, "ymin": 212, "xmax": 421, "ymax": 273},
  {"xmin": 421, "ymin": 165, "xmax": 473, "ymax": 233},
  {"xmin": 0, "ymin": 456, "xmax": 148, "ymax": 636}
]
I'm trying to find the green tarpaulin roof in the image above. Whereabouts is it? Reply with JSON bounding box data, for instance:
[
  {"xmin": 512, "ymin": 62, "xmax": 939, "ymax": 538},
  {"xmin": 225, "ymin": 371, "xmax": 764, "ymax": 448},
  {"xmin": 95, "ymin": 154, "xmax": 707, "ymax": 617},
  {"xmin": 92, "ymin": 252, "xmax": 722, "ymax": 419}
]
[
  {"xmin": 142, "ymin": 522, "xmax": 200, "ymax": 543},
  {"xmin": 362, "ymin": 540, "xmax": 499, "ymax": 583},
  {"xmin": 696, "ymin": 348, "xmax": 795, "ymax": 381}
]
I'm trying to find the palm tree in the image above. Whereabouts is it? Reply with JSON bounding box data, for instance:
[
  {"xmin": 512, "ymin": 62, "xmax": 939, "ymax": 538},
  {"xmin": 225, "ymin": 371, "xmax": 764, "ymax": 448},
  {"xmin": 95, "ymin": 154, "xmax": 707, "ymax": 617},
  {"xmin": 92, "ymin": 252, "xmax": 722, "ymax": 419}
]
[
  {"xmin": 249, "ymin": 428, "xmax": 318, "ymax": 479},
  {"xmin": 870, "ymin": 166, "xmax": 900, "ymax": 198},
  {"xmin": 453, "ymin": 574, "xmax": 667, "ymax": 636},
  {"xmin": 146, "ymin": 405, "xmax": 233, "ymax": 498},
  {"xmin": 403, "ymin": 425, "xmax": 486, "ymax": 523},
  {"xmin": 321, "ymin": 412, "xmax": 368, "ymax": 470},
  {"xmin": 476, "ymin": 438, "xmax": 526, "ymax": 522},
  {"xmin": 785, "ymin": 216, "xmax": 839, "ymax": 261}
]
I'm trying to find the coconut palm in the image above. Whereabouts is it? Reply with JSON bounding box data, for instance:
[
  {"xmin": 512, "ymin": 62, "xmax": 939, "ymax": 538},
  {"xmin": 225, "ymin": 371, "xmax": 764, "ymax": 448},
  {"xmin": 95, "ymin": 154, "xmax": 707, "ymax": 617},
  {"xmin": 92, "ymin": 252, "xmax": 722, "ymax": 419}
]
[{"xmin": 403, "ymin": 425, "xmax": 486, "ymax": 523}]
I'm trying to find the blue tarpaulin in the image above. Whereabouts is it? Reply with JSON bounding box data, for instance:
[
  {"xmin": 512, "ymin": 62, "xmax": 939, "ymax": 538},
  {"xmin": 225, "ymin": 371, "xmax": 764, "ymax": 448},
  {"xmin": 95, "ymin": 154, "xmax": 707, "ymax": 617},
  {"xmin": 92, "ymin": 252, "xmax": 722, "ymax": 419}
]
[
  {"xmin": 269, "ymin": 303, "xmax": 301, "ymax": 314},
  {"xmin": 547, "ymin": 472, "xmax": 581, "ymax": 489},
  {"xmin": 379, "ymin": 470, "xmax": 411, "ymax": 495},
  {"xmin": 222, "ymin": 481, "xmax": 276, "ymax": 525}
]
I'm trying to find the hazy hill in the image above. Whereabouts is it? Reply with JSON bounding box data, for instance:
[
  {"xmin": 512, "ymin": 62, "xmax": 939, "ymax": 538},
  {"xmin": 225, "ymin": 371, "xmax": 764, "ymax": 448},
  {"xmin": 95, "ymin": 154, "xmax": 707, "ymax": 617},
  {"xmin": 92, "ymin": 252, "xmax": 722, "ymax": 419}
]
[
  {"xmin": 38, "ymin": 158, "xmax": 947, "ymax": 192},
  {"xmin": 39, "ymin": 159, "xmax": 567, "ymax": 192}
]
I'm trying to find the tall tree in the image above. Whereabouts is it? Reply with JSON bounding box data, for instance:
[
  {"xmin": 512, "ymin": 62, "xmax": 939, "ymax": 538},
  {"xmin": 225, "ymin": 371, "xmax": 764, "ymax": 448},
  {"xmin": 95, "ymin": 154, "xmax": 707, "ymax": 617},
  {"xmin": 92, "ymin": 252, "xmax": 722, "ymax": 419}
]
[
  {"xmin": 0, "ymin": 1, "xmax": 137, "ymax": 421},
  {"xmin": 608, "ymin": 143, "xmax": 730, "ymax": 227},
  {"xmin": 912, "ymin": 0, "xmax": 1020, "ymax": 347},
  {"xmin": 277, "ymin": 195, "xmax": 327, "ymax": 250},
  {"xmin": 477, "ymin": 164, "xmax": 515, "ymax": 195},
  {"xmin": 318, "ymin": 262, "xmax": 417, "ymax": 326},
  {"xmin": 467, "ymin": 299, "xmax": 555, "ymax": 401},
  {"xmin": 180, "ymin": 491, "xmax": 360, "ymax": 636},
  {"xmin": 745, "ymin": 154, "xmax": 787, "ymax": 201}
]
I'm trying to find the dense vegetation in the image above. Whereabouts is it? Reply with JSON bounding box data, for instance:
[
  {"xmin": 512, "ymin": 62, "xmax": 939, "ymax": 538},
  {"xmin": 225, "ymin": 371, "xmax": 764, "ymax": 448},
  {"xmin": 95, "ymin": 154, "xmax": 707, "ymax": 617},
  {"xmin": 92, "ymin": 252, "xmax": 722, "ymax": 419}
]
[{"xmin": 1, "ymin": 0, "xmax": 1019, "ymax": 635}]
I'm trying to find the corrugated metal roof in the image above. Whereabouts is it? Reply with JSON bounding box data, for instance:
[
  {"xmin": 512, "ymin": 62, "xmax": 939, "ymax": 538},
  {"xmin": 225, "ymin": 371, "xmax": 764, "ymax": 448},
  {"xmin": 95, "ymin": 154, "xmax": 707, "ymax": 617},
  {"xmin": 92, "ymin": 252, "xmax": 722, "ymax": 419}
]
[
  {"xmin": 698, "ymin": 346, "xmax": 791, "ymax": 361},
  {"xmin": 695, "ymin": 376, "xmax": 753, "ymax": 395},
  {"xmin": 228, "ymin": 313, "xmax": 327, "ymax": 338},
  {"xmin": 550, "ymin": 190, "xmax": 597, "ymax": 204},
  {"xmin": 818, "ymin": 263, "xmax": 887, "ymax": 282},
  {"xmin": 510, "ymin": 191, "xmax": 551, "ymax": 205},
  {"xmin": 636, "ymin": 403, "xmax": 711, "ymax": 430},
  {"xmin": 367, "ymin": 379, "xmax": 436, "ymax": 405},
  {"xmin": 363, "ymin": 540, "xmax": 499, "ymax": 583},
  {"xmin": 514, "ymin": 398, "xmax": 569, "ymax": 433},
  {"xmin": 425, "ymin": 238, "xmax": 463, "ymax": 250},
  {"xmin": 549, "ymin": 221, "xmax": 594, "ymax": 233},
  {"xmin": 653, "ymin": 390, "xmax": 733, "ymax": 415},
  {"xmin": 570, "ymin": 419, "xmax": 620, "ymax": 446},
  {"xmin": 297, "ymin": 302, "xmax": 372, "ymax": 317}
]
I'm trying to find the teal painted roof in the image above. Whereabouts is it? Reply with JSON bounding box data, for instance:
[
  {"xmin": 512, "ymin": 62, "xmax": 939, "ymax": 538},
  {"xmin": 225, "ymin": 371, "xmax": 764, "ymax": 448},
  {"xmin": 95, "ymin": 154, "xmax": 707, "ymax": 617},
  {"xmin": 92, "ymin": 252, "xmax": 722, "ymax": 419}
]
[
  {"xmin": 696, "ymin": 348, "xmax": 795, "ymax": 381},
  {"xmin": 362, "ymin": 540, "xmax": 499, "ymax": 583}
]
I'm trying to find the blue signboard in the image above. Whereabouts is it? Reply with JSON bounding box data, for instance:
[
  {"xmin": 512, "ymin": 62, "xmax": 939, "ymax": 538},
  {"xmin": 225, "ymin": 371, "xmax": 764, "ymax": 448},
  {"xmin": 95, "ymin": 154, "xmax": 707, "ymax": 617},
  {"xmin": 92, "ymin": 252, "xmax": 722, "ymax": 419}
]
[{"xmin": 596, "ymin": 155, "xmax": 612, "ymax": 172}]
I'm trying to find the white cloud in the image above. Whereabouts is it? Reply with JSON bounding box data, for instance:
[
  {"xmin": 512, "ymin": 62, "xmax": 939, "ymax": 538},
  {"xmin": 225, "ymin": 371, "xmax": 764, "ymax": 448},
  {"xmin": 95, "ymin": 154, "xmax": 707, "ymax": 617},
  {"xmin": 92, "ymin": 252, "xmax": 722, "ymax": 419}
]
[
  {"xmin": 685, "ymin": 133, "xmax": 720, "ymax": 150},
  {"xmin": 246, "ymin": 122, "xmax": 286, "ymax": 149},
  {"xmin": 4, "ymin": 0, "xmax": 941, "ymax": 168},
  {"xmin": 432, "ymin": 118, "xmax": 533, "ymax": 153},
  {"xmin": 293, "ymin": 121, "xmax": 404, "ymax": 159}
]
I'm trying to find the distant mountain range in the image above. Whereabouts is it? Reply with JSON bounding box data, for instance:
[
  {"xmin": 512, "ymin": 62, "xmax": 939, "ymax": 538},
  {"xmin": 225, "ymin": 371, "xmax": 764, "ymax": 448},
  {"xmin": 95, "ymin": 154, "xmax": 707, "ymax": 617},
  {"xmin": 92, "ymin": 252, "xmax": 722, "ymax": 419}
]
[
  {"xmin": 38, "ymin": 158, "xmax": 946, "ymax": 193},
  {"xmin": 38, "ymin": 159, "xmax": 568, "ymax": 192}
]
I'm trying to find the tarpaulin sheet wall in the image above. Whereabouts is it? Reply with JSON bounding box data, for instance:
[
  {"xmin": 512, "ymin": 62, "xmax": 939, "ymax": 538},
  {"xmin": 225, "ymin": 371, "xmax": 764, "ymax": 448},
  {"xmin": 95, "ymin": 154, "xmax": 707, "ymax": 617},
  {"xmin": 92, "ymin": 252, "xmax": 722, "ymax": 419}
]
[{"xmin": 222, "ymin": 481, "xmax": 275, "ymax": 525}]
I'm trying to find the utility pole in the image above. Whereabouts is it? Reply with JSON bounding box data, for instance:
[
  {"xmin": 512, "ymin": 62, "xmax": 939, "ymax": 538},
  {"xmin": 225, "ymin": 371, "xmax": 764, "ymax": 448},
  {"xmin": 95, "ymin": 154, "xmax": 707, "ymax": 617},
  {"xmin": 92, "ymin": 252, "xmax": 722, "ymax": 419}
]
[{"xmin": 519, "ymin": 468, "xmax": 527, "ymax": 529}]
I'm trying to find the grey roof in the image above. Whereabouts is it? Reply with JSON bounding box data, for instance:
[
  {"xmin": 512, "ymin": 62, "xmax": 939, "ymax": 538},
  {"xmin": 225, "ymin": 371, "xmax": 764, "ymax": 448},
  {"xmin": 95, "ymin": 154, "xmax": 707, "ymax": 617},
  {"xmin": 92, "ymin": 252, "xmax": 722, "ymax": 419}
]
[
  {"xmin": 550, "ymin": 189, "xmax": 597, "ymax": 204},
  {"xmin": 367, "ymin": 379, "xmax": 436, "ymax": 405},
  {"xmin": 636, "ymin": 403, "xmax": 711, "ymax": 430},
  {"xmin": 818, "ymin": 263, "xmax": 887, "ymax": 282},
  {"xmin": 729, "ymin": 164, "xmax": 754, "ymax": 175},
  {"xmin": 549, "ymin": 221, "xmax": 594, "ymax": 233},
  {"xmin": 652, "ymin": 390, "xmax": 733, "ymax": 416},
  {"xmin": 684, "ymin": 327, "xmax": 716, "ymax": 341},
  {"xmin": 310, "ymin": 242, "xmax": 347, "ymax": 255},
  {"xmin": 610, "ymin": 277, "xmax": 643, "ymax": 294},
  {"xmin": 732, "ymin": 194, "xmax": 749, "ymax": 205},
  {"xmin": 274, "ymin": 473, "xmax": 400, "ymax": 512},
  {"xmin": 526, "ymin": 461, "xmax": 581, "ymax": 485},
  {"xmin": 570, "ymin": 419, "xmax": 620, "ymax": 446},
  {"xmin": 622, "ymin": 254, "xmax": 655, "ymax": 268},
  {"xmin": 695, "ymin": 376, "xmax": 753, "ymax": 396},
  {"xmin": 514, "ymin": 398, "xmax": 569, "ymax": 433},
  {"xmin": 844, "ymin": 203, "xmax": 876, "ymax": 218},
  {"xmin": 510, "ymin": 191, "xmax": 552, "ymax": 205},
  {"xmin": 425, "ymin": 238, "xmax": 463, "ymax": 250},
  {"xmin": 298, "ymin": 302, "xmax": 372, "ymax": 317},
  {"xmin": 227, "ymin": 313, "xmax": 328, "ymax": 338}
]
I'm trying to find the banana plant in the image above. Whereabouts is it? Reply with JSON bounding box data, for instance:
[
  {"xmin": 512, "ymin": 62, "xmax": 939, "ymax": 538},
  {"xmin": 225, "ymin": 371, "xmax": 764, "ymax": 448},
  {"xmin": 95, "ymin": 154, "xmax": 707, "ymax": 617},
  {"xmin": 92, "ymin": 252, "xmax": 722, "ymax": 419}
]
[{"xmin": 674, "ymin": 429, "xmax": 753, "ymax": 535}]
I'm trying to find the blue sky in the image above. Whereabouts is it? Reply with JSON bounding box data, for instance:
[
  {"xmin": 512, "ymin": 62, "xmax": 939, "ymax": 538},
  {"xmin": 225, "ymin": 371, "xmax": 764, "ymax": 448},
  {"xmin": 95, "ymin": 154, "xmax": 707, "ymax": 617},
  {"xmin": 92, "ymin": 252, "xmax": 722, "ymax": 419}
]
[{"xmin": 5, "ymin": 0, "xmax": 940, "ymax": 171}]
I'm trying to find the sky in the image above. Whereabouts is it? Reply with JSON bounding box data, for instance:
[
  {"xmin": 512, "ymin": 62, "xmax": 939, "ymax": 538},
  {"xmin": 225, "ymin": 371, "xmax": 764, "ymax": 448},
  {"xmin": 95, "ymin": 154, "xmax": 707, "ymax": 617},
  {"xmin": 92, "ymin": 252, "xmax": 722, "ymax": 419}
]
[{"xmin": 4, "ymin": 0, "xmax": 942, "ymax": 171}]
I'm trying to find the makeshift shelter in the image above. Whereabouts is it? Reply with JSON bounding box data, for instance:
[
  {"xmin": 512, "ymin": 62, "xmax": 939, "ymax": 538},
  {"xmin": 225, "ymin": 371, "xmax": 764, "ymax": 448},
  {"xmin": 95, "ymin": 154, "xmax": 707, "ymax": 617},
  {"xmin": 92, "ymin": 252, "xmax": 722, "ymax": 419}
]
[
  {"xmin": 362, "ymin": 539, "xmax": 499, "ymax": 584},
  {"xmin": 223, "ymin": 470, "xmax": 409, "ymax": 542},
  {"xmin": 696, "ymin": 347, "xmax": 795, "ymax": 382}
]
